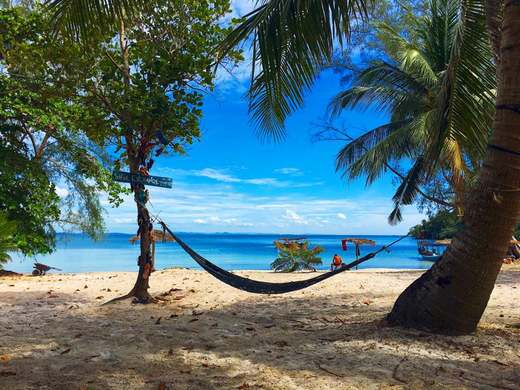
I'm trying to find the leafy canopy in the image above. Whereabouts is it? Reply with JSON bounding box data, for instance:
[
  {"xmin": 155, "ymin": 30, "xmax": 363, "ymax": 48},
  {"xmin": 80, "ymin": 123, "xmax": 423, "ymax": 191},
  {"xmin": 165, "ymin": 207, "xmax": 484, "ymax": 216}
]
[
  {"xmin": 0, "ymin": 211, "xmax": 18, "ymax": 266},
  {"xmin": 409, "ymin": 210, "xmax": 462, "ymax": 239},
  {"xmin": 73, "ymin": 0, "xmax": 240, "ymax": 174},
  {"xmin": 0, "ymin": 141, "xmax": 60, "ymax": 256},
  {"xmin": 0, "ymin": 5, "xmax": 125, "ymax": 255}
]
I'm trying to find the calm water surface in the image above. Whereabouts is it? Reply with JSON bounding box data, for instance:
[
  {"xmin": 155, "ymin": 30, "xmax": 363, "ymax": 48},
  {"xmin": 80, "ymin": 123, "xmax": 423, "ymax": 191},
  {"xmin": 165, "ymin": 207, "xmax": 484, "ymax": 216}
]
[{"xmin": 7, "ymin": 233, "xmax": 432, "ymax": 273}]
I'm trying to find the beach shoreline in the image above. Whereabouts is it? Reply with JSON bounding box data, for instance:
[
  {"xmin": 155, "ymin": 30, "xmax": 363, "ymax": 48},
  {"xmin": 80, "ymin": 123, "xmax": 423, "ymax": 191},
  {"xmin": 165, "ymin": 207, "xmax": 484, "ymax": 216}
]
[{"xmin": 1, "ymin": 267, "xmax": 519, "ymax": 389}]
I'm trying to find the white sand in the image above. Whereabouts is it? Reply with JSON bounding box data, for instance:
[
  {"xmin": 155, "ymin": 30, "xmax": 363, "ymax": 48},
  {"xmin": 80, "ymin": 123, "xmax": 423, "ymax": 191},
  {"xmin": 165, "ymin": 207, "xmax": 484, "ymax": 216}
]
[{"xmin": 0, "ymin": 267, "xmax": 519, "ymax": 389}]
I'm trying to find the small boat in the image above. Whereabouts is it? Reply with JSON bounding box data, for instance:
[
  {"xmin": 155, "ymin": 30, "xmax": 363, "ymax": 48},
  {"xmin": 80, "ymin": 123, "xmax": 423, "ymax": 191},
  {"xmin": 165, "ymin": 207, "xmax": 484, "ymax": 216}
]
[{"xmin": 416, "ymin": 239, "xmax": 450, "ymax": 261}]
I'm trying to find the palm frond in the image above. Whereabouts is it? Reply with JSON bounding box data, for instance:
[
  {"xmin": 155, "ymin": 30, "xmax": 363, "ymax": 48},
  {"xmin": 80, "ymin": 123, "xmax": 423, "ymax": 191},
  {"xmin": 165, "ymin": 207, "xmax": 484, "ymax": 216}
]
[
  {"xmin": 425, "ymin": 0, "xmax": 495, "ymax": 177},
  {"xmin": 419, "ymin": 0, "xmax": 460, "ymax": 70},
  {"xmin": 377, "ymin": 23, "xmax": 438, "ymax": 87},
  {"xmin": 335, "ymin": 120, "xmax": 409, "ymax": 170},
  {"xmin": 221, "ymin": 0, "xmax": 372, "ymax": 138},
  {"xmin": 330, "ymin": 0, "xmax": 494, "ymax": 223},
  {"xmin": 328, "ymin": 61, "xmax": 429, "ymax": 117},
  {"xmin": 46, "ymin": 0, "xmax": 150, "ymax": 39},
  {"xmin": 389, "ymin": 157, "xmax": 425, "ymax": 224},
  {"xmin": 336, "ymin": 116, "xmax": 427, "ymax": 185},
  {"xmin": 329, "ymin": 85, "xmax": 418, "ymax": 117}
]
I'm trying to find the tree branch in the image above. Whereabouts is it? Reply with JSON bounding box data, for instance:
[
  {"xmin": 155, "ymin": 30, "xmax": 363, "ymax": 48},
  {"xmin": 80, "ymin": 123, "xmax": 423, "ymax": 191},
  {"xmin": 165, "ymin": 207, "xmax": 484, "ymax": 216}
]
[
  {"xmin": 89, "ymin": 83, "xmax": 123, "ymax": 120},
  {"xmin": 21, "ymin": 124, "xmax": 38, "ymax": 156},
  {"xmin": 34, "ymin": 126, "xmax": 55, "ymax": 160},
  {"xmin": 104, "ymin": 51, "xmax": 125, "ymax": 74}
]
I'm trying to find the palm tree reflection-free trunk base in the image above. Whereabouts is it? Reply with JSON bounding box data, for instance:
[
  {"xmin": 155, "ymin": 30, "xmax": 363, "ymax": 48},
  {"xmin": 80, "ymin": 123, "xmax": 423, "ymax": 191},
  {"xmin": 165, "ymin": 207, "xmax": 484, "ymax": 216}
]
[{"xmin": 388, "ymin": 3, "xmax": 520, "ymax": 334}]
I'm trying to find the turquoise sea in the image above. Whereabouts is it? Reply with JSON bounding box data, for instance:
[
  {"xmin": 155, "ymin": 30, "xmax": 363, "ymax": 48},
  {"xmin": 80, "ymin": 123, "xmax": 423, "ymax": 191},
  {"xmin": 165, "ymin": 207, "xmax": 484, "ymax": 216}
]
[{"xmin": 7, "ymin": 233, "xmax": 433, "ymax": 274}]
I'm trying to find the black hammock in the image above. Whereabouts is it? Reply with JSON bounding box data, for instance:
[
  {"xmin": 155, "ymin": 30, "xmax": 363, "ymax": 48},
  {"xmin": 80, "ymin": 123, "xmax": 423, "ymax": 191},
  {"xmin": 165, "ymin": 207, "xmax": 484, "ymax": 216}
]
[{"xmin": 160, "ymin": 222, "xmax": 408, "ymax": 295}]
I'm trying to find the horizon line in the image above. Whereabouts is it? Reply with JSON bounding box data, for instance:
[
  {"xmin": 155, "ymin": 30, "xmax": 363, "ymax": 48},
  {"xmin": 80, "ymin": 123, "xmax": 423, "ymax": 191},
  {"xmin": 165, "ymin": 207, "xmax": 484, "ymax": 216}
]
[{"xmin": 57, "ymin": 231, "xmax": 409, "ymax": 237}]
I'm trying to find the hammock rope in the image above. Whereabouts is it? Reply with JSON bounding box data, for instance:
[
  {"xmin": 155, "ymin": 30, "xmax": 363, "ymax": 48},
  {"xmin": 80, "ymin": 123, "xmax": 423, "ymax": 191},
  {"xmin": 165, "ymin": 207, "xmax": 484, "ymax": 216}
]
[{"xmin": 159, "ymin": 221, "xmax": 408, "ymax": 294}]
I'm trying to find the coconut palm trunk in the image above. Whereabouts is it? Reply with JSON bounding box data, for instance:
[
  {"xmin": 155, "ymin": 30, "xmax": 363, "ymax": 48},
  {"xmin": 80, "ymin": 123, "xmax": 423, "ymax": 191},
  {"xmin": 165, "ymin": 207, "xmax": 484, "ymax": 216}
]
[{"xmin": 387, "ymin": 4, "xmax": 520, "ymax": 334}]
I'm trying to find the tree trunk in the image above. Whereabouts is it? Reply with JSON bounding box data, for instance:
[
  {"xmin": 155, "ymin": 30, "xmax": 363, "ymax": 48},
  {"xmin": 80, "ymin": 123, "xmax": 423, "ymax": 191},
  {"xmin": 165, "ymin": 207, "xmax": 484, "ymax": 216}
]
[
  {"xmin": 117, "ymin": 17, "xmax": 154, "ymax": 304},
  {"xmin": 130, "ymin": 185, "xmax": 154, "ymax": 303},
  {"xmin": 387, "ymin": 4, "xmax": 520, "ymax": 335}
]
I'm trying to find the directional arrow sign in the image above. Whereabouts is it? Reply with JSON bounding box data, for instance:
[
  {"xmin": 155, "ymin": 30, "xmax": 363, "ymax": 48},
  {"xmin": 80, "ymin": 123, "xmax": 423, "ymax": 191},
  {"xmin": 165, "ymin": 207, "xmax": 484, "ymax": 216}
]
[{"xmin": 112, "ymin": 171, "xmax": 172, "ymax": 189}]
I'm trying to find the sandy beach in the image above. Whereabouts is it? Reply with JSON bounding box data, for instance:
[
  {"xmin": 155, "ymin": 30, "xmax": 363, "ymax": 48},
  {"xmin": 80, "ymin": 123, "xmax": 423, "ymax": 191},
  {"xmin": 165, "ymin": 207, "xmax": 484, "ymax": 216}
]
[{"xmin": 1, "ymin": 267, "xmax": 519, "ymax": 389}]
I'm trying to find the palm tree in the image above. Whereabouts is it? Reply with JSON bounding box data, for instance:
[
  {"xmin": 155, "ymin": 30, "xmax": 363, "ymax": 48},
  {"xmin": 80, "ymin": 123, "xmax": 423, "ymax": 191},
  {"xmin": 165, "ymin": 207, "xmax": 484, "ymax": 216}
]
[
  {"xmin": 271, "ymin": 240, "xmax": 324, "ymax": 272},
  {"xmin": 223, "ymin": 0, "xmax": 520, "ymax": 334},
  {"xmin": 0, "ymin": 212, "xmax": 18, "ymax": 267},
  {"xmin": 47, "ymin": 0, "xmax": 520, "ymax": 334},
  {"xmin": 329, "ymin": 0, "xmax": 495, "ymax": 222},
  {"xmin": 387, "ymin": 1, "xmax": 520, "ymax": 334}
]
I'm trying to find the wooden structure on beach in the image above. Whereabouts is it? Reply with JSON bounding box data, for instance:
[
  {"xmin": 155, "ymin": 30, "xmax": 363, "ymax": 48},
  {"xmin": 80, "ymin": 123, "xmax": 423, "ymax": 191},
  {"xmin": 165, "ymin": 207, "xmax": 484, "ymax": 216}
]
[
  {"xmin": 130, "ymin": 229, "xmax": 176, "ymax": 266},
  {"xmin": 341, "ymin": 238, "xmax": 376, "ymax": 269}
]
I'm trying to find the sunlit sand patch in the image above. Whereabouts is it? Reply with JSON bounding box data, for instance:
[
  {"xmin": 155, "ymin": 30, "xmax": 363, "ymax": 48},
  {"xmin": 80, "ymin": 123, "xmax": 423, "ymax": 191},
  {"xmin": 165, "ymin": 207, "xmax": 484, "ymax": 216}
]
[{"xmin": 0, "ymin": 269, "xmax": 518, "ymax": 389}]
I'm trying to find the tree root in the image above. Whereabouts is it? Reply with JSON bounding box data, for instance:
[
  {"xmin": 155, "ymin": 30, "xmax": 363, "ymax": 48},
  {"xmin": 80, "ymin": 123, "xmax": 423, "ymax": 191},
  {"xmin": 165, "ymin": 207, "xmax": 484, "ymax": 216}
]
[
  {"xmin": 101, "ymin": 290, "xmax": 136, "ymax": 306},
  {"xmin": 102, "ymin": 291, "xmax": 158, "ymax": 305},
  {"xmin": 101, "ymin": 284, "xmax": 165, "ymax": 306}
]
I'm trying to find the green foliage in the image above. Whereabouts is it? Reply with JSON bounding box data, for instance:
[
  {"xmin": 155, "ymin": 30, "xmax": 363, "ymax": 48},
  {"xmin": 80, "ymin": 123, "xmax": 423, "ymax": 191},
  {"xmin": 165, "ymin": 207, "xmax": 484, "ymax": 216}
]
[
  {"xmin": 271, "ymin": 240, "xmax": 324, "ymax": 272},
  {"xmin": 1, "ymin": 2, "xmax": 239, "ymax": 259},
  {"xmin": 66, "ymin": 0, "xmax": 240, "ymax": 174},
  {"xmin": 330, "ymin": 0, "xmax": 495, "ymax": 223},
  {"xmin": 0, "ymin": 141, "xmax": 60, "ymax": 256},
  {"xmin": 409, "ymin": 210, "xmax": 462, "ymax": 239},
  {"xmin": 0, "ymin": 6, "xmax": 126, "ymax": 253},
  {"xmin": 46, "ymin": 0, "xmax": 372, "ymax": 137},
  {"xmin": 0, "ymin": 212, "xmax": 19, "ymax": 266},
  {"xmin": 46, "ymin": 0, "xmax": 150, "ymax": 40}
]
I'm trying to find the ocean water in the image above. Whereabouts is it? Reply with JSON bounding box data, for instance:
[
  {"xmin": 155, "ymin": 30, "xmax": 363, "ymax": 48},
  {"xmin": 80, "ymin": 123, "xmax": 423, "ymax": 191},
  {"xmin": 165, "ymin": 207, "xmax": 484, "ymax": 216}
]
[{"xmin": 6, "ymin": 233, "xmax": 433, "ymax": 274}]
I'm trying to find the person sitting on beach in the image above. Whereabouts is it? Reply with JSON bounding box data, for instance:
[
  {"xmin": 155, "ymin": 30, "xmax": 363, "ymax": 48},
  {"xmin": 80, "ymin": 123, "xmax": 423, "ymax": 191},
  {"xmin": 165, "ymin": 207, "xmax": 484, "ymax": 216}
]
[{"xmin": 331, "ymin": 254, "xmax": 343, "ymax": 271}]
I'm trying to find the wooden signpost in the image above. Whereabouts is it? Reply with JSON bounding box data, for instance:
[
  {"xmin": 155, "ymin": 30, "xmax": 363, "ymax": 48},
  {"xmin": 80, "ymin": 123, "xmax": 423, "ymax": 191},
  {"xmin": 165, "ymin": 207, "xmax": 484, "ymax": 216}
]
[{"xmin": 112, "ymin": 171, "xmax": 173, "ymax": 189}]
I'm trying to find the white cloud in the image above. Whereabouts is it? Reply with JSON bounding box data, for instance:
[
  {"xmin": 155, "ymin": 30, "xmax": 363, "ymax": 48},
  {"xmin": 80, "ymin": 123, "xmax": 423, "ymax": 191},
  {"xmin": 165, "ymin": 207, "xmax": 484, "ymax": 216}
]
[
  {"xmin": 194, "ymin": 168, "xmax": 241, "ymax": 183},
  {"xmin": 214, "ymin": 59, "xmax": 251, "ymax": 94},
  {"xmin": 282, "ymin": 210, "xmax": 309, "ymax": 225},
  {"xmin": 246, "ymin": 178, "xmax": 279, "ymax": 185},
  {"xmin": 161, "ymin": 167, "xmax": 320, "ymax": 188},
  {"xmin": 100, "ymin": 176, "xmax": 425, "ymax": 235},
  {"xmin": 193, "ymin": 215, "xmax": 253, "ymax": 227},
  {"xmin": 275, "ymin": 167, "xmax": 303, "ymax": 176},
  {"xmin": 337, "ymin": 213, "xmax": 347, "ymax": 220},
  {"xmin": 229, "ymin": 0, "xmax": 255, "ymax": 17},
  {"xmin": 55, "ymin": 187, "xmax": 69, "ymax": 198}
]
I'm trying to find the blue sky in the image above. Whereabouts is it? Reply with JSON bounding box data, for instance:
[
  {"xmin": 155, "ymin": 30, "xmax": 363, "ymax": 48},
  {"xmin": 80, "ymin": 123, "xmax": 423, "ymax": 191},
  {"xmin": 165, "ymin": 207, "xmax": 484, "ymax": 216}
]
[{"xmin": 96, "ymin": 1, "xmax": 425, "ymax": 235}]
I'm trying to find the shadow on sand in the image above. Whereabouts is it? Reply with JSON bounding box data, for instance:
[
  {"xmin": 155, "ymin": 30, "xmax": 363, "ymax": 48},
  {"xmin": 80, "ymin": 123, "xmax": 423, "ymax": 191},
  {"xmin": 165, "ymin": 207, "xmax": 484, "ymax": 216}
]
[{"xmin": 0, "ymin": 275, "xmax": 519, "ymax": 389}]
